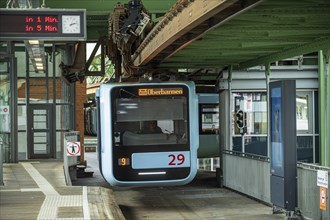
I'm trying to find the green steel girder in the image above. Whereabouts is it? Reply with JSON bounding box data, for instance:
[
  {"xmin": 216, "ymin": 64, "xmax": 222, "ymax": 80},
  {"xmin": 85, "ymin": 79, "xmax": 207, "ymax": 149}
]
[
  {"xmin": 14, "ymin": 0, "xmax": 178, "ymax": 14},
  {"xmin": 157, "ymin": 0, "xmax": 330, "ymax": 72},
  {"xmin": 239, "ymin": 37, "xmax": 330, "ymax": 69}
]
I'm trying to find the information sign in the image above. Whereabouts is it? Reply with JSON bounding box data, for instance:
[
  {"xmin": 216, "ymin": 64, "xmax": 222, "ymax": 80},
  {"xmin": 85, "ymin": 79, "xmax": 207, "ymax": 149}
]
[
  {"xmin": 66, "ymin": 141, "xmax": 81, "ymax": 156},
  {"xmin": 0, "ymin": 9, "xmax": 86, "ymax": 40},
  {"xmin": 0, "ymin": 106, "xmax": 9, "ymax": 115},
  {"xmin": 320, "ymin": 187, "xmax": 327, "ymax": 211},
  {"xmin": 317, "ymin": 170, "xmax": 329, "ymax": 188}
]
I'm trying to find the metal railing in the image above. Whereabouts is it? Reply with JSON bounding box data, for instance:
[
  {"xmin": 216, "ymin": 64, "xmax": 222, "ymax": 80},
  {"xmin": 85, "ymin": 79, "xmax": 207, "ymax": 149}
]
[
  {"xmin": 297, "ymin": 163, "xmax": 329, "ymax": 220},
  {"xmin": 223, "ymin": 150, "xmax": 271, "ymax": 203},
  {"xmin": 223, "ymin": 149, "xmax": 269, "ymax": 161},
  {"xmin": 297, "ymin": 162, "xmax": 330, "ymax": 171},
  {"xmin": 222, "ymin": 150, "xmax": 330, "ymax": 219}
]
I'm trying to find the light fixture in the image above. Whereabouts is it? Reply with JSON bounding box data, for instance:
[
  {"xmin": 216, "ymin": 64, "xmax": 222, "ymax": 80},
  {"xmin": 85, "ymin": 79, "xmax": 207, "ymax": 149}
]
[
  {"xmin": 28, "ymin": 40, "xmax": 39, "ymax": 44},
  {"xmin": 34, "ymin": 58, "xmax": 42, "ymax": 62},
  {"xmin": 25, "ymin": 40, "xmax": 47, "ymax": 73}
]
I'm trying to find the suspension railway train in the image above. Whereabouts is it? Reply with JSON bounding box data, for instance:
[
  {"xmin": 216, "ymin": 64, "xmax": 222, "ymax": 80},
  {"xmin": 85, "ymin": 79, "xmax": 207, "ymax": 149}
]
[{"xmin": 85, "ymin": 81, "xmax": 219, "ymax": 186}]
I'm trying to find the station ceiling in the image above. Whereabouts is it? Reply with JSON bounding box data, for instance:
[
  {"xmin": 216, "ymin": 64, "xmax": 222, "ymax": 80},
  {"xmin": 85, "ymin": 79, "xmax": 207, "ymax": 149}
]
[
  {"xmin": 1, "ymin": 0, "xmax": 329, "ymax": 84},
  {"xmin": 158, "ymin": 0, "xmax": 330, "ymax": 70},
  {"xmin": 128, "ymin": 0, "xmax": 329, "ymax": 85}
]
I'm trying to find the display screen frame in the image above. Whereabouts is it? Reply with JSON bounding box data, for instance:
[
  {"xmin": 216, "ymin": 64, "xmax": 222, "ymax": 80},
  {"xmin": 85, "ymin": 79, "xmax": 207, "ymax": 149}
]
[
  {"xmin": 0, "ymin": 9, "xmax": 86, "ymax": 40},
  {"xmin": 270, "ymin": 85, "xmax": 284, "ymax": 177}
]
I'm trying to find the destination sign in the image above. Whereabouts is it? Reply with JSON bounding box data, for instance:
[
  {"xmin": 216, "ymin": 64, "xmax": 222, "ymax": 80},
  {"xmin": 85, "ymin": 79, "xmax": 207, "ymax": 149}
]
[
  {"xmin": 1, "ymin": 14, "xmax": 59, "ymax": 33},
  {"xmin": 138, "ymin": 88, "xmax": 183, "ymax": 96}
]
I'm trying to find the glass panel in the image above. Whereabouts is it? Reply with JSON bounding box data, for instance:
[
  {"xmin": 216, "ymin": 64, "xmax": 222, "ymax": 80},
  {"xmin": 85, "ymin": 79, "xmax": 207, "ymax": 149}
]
[
  {"xmin": 18, "ymin": 105, "xmax": 27, "ymax": 130},
  {"xmin": 315, "ymin": 135, "xmax": 319, "ymax": 163},
  {"xmin": 56, "ymin": 104, "xmax": 73, "ymax": 130},
  {"xmin": 296, "ymin": 92, "xmax": 312, "ymax": 134},
  {"xmin": 198, "ymin": 157, "xmax": 220, "ymax": 172},
  {"xmin": 0, "ymin": 57, "xmax": 11, "ymax": 162},
  {"xmin": 17, "ymin": 78, "xmax": 26, "ymax": 104},
  {"xmin": 56, "ymin": 131, "xmax": 64, "ymax": 158},
  {"xmin": 231, "ymin": 90, "xmax": 317, "ymax": 159},
  {"xmin": 200, "ymin": 104, "xmax": 219, "ymax": 134},
  {"xmin": 0, "ymin": 134, "xmax": 11, "ymax": 162},
  {"xmin": 314, "ymin": 91, "xmax": 319, "ymax": 134},
  {"xmin": 55, "ymin": 78, "xmax": 65, "ymax": 103},
  {"xmin": 252, "ymin": 112, "xmax": 267, "ymax": 134},
  {"xmin": 57, "ymin": 79, "xmax": 71, "ymax": 103},
  {"xmin": 0, "ymin": 106, "xmax": 10, "ymax": 133},
  {"xmin": 15, "ymin": 50, "xmax": 26, "ymax": 77},
  {"xmin": 33, "ymin": 132, "xmax": 49, "ymax": 154},
  {"xmin": 47, "ymin": 78, "xmax": 54, "ymax": 102},
  {"xmin": 35, "ymin": 133, "xmax": 47, "ymax": 143},
  {"xmin": 18, "ymin": 131, "xmax": 27, "ymax": 160},
  {"xmin": 55, "ymin": 48, "xmax": 62, "ymax": 77},
  {"xmin": 33, "ymin": 109, "xmax": 48, "ymax": 129},
  {"xmin": 56, "ymin": 105, "xmax": 61, "ymax": 130},
  {"xmin": 297, "ymin": 136, "xmax": 313, "ymax": 163},
  {"xmin": 244, "ymin": 136, "xmax": 267, "ymax": 156},
  {"xmin": 45, "ymin": 45, "xmax": 54, "ymax": 77},
  {"xmin": 29, "ymin": 78, "xmax": 51, "ymax": 103},
  {"xmin": 232, "ymin": 92, "xmax": 267, "ymax": 135},
  {"xmin": 27, "ymin": 55, "xmax": 47, "ymax": 78},
  {"xmin": 232, "ymin": 136, "xmax": 242, "ymax": 152}
]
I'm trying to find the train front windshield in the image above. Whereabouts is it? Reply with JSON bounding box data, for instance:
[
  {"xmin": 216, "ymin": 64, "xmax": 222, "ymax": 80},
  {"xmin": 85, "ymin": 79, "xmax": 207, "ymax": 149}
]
[
  {"xmin": 97, "ymin": 82, "xmax": 198, "ymax": 186},
  {"xmin": 112, "ymin": 87, "xmax": 188, "ymax": 147}
]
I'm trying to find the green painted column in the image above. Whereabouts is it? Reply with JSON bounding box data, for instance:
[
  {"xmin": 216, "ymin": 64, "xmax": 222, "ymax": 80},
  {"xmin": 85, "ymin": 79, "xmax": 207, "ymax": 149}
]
[
  {"xmin": 327, "ymin": 50, "xmax": 330, "ymax": 167},
  {"xmin": 319, "ymin": 50, "xmax": 326, "ymax": 166}
]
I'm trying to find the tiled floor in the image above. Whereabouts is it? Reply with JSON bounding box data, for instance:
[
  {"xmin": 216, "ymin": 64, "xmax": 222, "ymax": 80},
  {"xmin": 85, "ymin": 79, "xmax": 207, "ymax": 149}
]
[{"xmin": 0, "ymin": 160, "xmax": 124, "ymax": 220}]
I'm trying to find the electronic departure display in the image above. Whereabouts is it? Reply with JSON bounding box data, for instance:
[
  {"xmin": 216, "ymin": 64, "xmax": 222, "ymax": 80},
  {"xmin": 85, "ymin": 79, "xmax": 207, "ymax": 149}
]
[
  {"xmin": 0, "ymin": 9, "xmax": 86, "ymax": 40},
  {"xmin": 96, "ymin": 82, "xmax": 199, "ymax": 186}
]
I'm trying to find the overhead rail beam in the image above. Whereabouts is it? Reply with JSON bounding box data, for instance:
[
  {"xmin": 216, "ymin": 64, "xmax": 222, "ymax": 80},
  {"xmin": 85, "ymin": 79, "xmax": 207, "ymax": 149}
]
[{"xmin": 132, "ymin": 0, "xmax": 263, "ymax": 67}]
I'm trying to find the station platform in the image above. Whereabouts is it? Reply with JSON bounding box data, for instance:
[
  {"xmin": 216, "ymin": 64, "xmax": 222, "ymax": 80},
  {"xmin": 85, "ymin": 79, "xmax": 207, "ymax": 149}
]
[
  {"xmin": 1, "ymin": 152, "xmax": 287, "ymax": 220},
  {"xmin": 76, "ymin": 151, "xmax": 288, "ymax": 220},
  {"xmin": 0, "ymin": 160, "xmax": 125, "ymax": 220}
]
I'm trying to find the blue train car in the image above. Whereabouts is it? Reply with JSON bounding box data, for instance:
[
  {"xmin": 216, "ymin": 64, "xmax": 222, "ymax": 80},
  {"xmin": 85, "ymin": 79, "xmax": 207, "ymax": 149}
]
[{"xmin": 96, "ymin": 82, "xmax": 199, "ymax": 186}]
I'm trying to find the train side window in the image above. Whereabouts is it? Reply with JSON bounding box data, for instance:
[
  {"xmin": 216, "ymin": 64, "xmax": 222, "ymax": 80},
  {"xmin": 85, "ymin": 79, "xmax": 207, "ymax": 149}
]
[{"xmin": 199, "ymin": 104, "xmax": 219, "ymax": 134}]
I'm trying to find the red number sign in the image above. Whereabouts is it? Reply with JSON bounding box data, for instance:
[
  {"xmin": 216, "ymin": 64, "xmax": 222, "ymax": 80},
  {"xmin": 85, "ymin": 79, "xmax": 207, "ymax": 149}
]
[{"xmin": 168, "ymin": 154, "xmax": 185, "ymax": 166}]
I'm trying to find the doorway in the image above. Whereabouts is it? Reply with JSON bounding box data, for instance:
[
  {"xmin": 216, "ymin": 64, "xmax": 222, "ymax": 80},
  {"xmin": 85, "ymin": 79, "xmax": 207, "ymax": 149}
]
[{"xmin": 28, "ymin": 104, "xmax": 54, "ymax": 159}]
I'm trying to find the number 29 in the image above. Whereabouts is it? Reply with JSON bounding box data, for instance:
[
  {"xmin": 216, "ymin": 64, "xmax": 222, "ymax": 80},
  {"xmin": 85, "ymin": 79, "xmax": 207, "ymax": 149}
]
[{"xmin": 168, "ymin": 154, "xmax": 185, "ymax": 166}]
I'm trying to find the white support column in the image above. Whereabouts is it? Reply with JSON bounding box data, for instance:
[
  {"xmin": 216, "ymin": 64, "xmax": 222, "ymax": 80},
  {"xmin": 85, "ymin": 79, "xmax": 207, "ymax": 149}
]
[{"xmin": 325, "ymin": 50, "xmax": 330, "ymax": 167}]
